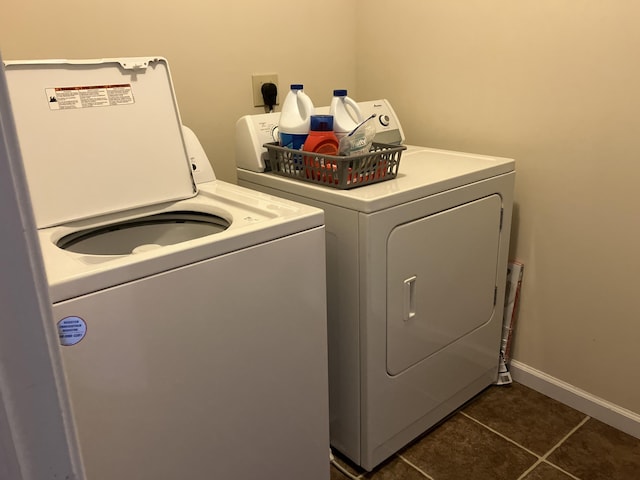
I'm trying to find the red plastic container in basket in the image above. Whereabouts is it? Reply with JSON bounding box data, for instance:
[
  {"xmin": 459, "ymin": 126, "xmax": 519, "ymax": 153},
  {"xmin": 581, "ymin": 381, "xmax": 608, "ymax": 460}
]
[{"xmin": 264, "ymin": 142, "xmax": 406, "ymax": 189}]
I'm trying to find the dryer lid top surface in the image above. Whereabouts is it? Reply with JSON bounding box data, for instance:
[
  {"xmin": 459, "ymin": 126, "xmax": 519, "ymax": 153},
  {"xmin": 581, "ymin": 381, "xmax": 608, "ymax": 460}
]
[
  {"xmin": 238, "ymin": 145, "xmax": 515, "ymax": 213},
  {"xmin": 4, "ymin": 57, "xmax": 196, "ymax": 228}
]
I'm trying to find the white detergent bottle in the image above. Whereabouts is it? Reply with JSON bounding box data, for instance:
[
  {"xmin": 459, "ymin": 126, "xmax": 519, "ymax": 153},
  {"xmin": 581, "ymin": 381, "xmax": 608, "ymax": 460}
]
[
  {"xmin": 329, "ymin": 89, "xmax": 364, "ymax": 140},
  {"xmin": 278, "ymin": 84, "xmax": 315, "ymax": 150}
]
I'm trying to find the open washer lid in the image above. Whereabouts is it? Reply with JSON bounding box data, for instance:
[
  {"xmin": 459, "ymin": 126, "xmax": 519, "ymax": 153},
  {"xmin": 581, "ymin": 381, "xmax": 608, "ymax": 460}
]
[{"xmin": 3, "ymin": 57, "xmax": 196, "ymax": 228}]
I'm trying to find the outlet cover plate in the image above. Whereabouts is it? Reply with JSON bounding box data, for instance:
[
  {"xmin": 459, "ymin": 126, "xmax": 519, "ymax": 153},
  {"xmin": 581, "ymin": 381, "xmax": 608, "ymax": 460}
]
[{"xmin": 252, "ymin": 74, "xmax": 279, "ymax": 107}]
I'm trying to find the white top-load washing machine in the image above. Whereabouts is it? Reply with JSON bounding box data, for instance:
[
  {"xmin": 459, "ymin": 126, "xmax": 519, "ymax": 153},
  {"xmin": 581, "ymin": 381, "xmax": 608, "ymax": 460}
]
[
  {"xmin": 236, "ymin": 100, "xmax": 515, "ymax": 470},
  {"xmin": 4, "ymin": 57, "xmax": 330, "ymax": 480}
]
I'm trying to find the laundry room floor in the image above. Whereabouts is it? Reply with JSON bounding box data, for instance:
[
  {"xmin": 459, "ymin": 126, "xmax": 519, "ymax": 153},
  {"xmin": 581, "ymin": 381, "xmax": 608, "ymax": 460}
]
[{"xmin": 330, "ymin": 382, "xmax": 640, "ymax": 480}]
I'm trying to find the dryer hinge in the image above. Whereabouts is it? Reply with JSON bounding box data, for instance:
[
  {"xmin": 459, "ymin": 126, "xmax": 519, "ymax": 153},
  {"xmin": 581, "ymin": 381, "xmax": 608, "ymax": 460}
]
[
  {"xmin": 499, "ymin": 208, "xmax": 504, "ymax": 231},
  {"xmin": 494, "ymin": 286, "xmax": 498, "ymax": 306}
]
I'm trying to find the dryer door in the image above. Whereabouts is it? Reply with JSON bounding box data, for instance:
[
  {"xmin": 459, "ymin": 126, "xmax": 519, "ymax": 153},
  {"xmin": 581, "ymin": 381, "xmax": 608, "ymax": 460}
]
[{"xmin": 386, "ymin": 194, "xmax": 502, "ymax": 375}]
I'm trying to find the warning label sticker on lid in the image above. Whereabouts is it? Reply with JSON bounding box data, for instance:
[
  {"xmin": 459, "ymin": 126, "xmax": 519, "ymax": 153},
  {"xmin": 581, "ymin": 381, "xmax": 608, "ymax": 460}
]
[{"xmin": 45, "ymin": 84, "xmax": 135, "ymax": 110}]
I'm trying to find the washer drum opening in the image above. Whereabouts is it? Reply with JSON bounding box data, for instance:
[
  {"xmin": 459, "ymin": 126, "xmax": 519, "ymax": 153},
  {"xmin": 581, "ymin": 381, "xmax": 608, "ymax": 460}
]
[{"xmin": 57, "ymin": 211, "xmax": 230, "ymax": 255}]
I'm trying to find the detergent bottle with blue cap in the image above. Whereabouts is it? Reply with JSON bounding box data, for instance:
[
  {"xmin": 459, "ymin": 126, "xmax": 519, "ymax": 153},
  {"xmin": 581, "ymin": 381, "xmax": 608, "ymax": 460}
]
[
  {"xmin": 303, "ymin": 115, "xmax": 339, "ymax": 155},
  {"xmin": 329, "ymin": 89, "xmax": 364, "ymax": 140},
  {"xmin": 303, "ymin": 115, "xmax": 339, "ymax": 181},
  {"xmin": 279, "ymin": 84, "xmax": 315, "ymax": 150}
]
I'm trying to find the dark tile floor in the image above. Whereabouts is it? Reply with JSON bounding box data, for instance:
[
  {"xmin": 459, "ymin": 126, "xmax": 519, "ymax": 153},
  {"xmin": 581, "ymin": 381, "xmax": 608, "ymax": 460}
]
[{"xmin": 330, "ymin": 382, "xmax": 640, "ymax": 480}]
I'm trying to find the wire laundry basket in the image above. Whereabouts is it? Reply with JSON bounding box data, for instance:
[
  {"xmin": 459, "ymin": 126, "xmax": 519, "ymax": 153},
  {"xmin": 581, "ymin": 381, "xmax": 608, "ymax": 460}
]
[{"xmin": 264, "ymin": 142, "xmax": 406, "ymax": 190}]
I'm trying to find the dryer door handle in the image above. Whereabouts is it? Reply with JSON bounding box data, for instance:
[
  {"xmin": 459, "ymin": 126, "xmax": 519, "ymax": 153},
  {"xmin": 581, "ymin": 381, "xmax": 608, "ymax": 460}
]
[{"xmin": 403, "ymin": 276, "xmax": 417, "ymax": 321}]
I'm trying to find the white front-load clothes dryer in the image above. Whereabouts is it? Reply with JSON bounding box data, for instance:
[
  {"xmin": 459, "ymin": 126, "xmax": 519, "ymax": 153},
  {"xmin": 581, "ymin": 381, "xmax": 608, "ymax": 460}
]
[
  {"xmin": 3, "ymin": 57, "xmax": 330, "ymax": 480},
  {"xmin": 235, "ymin": 100, "xmax": 515, "ymax": 470}
]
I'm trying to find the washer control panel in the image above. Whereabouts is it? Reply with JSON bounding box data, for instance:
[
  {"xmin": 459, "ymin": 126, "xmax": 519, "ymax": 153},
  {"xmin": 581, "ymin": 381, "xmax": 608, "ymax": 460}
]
[{"xmin": 352, "ymin": 100, "xmax": 405, "ymax": 145}]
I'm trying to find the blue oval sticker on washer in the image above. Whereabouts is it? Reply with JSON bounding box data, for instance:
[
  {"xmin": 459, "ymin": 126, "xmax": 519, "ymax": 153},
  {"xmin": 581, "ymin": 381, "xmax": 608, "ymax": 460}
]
[{"xmin": 57, "ymin": 316, "xmax": 87, "ymax": 346}]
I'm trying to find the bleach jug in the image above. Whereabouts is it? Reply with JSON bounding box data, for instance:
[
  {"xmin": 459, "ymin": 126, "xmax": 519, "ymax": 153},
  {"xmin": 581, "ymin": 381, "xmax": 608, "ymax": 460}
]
[
  {"xmin": 329, "ymin": 89, "xmax": 363, "ymax": 140},
  {"xmin": 279, "ymin": 84, "xmax": 315, "ymax": 150}
]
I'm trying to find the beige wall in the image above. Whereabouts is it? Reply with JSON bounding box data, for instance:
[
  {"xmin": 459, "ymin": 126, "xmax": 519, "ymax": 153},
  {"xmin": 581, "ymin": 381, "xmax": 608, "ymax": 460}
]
[
  {"xmin": 357, "ymin": 1, "xmax": 640, "ymax": 413},
  {"xmin": 2, "ymin": 0, "xmax": 639, "ymax": 417},
  {"xmin": 0, "ymin": 0, "xmax": 357, "ymax": 181}
]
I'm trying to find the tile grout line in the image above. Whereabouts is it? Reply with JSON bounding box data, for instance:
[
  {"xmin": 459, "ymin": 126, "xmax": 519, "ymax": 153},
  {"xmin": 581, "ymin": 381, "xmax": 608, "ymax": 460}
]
[
  {"xmin": 343, "ymin": 412, "xmax": 590, "ymax": 480},
  {"xmin": 542, "ymin": 462, "xmax": 582, "ymax": 480},
  {"xmin": 515, "ymin": 416, "xmax": 591, "ymax": 480},
  {"xmin": 543, "ymin": 415, "xmax": 590, "ymax": 458},
  {"xmin": 515, "ymin": 458, "xmax": 545, "ymax": 480},
  {"xmin": 459, "ymin": 411, "xmax": 542, "ymax": 458},
  {"xmin": 461, "ymin": 411, "xmax": 589, "ymax": 480},
  {"xmin": 397, "ymin": 454, "xmax": 436, "ymax": 480}
]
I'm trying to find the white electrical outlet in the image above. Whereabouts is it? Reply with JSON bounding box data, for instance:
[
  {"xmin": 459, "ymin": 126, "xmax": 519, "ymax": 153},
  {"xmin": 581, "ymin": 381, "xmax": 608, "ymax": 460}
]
[{"xmin": 252, "ymin": 74, "xmax": 279, "ymax": 107}]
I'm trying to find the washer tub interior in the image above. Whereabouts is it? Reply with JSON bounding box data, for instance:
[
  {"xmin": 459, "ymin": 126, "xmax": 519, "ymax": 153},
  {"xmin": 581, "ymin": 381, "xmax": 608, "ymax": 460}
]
[{"xmin": 57, "ymin": 211, "xmax": 230, "ymax": 255}]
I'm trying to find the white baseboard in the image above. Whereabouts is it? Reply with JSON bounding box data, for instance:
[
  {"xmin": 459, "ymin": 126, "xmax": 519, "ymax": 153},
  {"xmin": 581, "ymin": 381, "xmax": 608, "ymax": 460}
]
[{"xmin": 509, "ymin": 359, "xmax": 640, "ymax": 439}]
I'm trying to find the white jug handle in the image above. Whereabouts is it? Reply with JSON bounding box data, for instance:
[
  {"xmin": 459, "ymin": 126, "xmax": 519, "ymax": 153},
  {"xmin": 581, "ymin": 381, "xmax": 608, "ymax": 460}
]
[
  {"xmin": 344, "ymin": 96, "xmax": 363, "ymax": 122},
  {"xmin": 298, "ymin": 92, "xmax": 315, "ymax": 120}
]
